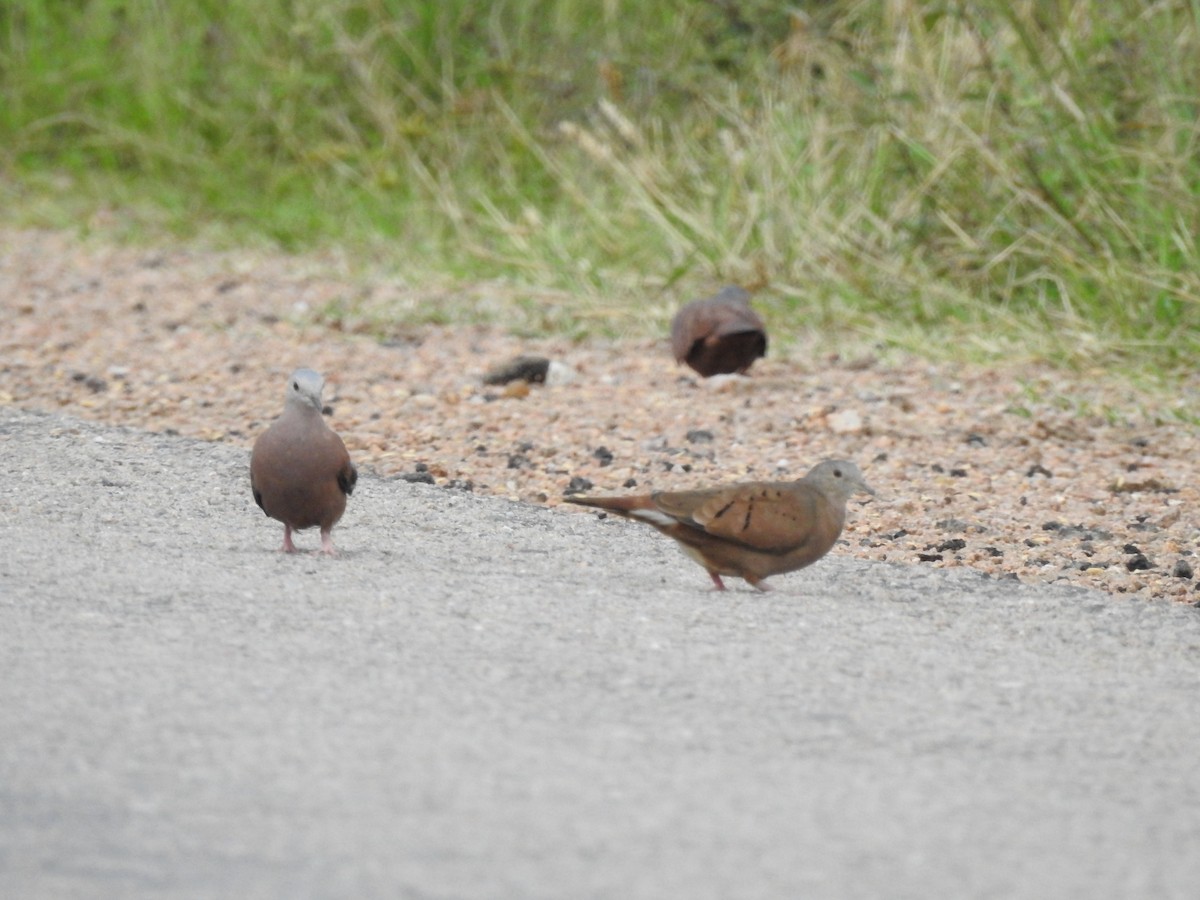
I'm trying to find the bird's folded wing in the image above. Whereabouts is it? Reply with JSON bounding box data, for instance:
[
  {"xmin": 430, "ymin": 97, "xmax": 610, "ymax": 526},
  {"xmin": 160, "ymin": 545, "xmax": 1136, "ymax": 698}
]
[
  {"xmin": 338, "ymin": 458, "xmax": 358, "ymax": 496},
  {"xmin": 670, "ymin": 307, "xmax": 716, "ymax": 359},
  {"xmin": 656, "ymin": 483, "xmax": 820, "ymax": 553},
  {"xmin": 712, "ymin": 306, "xmax": 765, "ymax": 338}
]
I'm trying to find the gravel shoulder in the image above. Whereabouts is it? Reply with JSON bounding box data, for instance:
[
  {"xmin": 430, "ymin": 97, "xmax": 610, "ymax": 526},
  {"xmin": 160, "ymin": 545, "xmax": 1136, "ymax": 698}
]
[
  {"xmin": 3, "ymin": 405, "xmax": 1200, "ymax": 898},
  {"xmin": 2, "ymin": 228, "xmax": 1198, "ymax": 602}
]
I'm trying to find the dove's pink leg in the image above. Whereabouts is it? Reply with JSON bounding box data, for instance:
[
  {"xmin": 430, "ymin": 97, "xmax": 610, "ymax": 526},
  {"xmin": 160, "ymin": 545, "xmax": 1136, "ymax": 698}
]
[
  {"xmin": 708, "ymin": 571, "xmax": 726, "ymax": 591},
  {"xmin": 742, "ymin": 572, "xmax": 773, "ymax": 592},
  {"xmin": 319, "ymin": 528, "xmax": 337, "ymax": 556},
  {"xmin": 281, "ymin": 525, "xmax": 298, "ymax": 553}
]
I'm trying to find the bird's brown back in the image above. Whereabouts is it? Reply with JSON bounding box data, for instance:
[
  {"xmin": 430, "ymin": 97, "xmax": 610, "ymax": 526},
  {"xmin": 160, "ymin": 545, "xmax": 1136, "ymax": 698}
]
[
  {"xmin": 670, "ymin": 287, "xmax": 767, "ymax": 376},
  {"xmin": 656, "ymin": 481, "xmax": 843, "ymax": 579}
]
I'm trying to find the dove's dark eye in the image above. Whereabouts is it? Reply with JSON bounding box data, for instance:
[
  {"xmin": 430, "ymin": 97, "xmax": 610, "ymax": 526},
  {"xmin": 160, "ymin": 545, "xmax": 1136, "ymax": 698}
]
[
  {"xmin": 833, "ymin": 468, "xmax": 843, "ymax": 478},
  {"xmin": 292, "ymin": 381, "xmax": 299, "ymax": 391}
]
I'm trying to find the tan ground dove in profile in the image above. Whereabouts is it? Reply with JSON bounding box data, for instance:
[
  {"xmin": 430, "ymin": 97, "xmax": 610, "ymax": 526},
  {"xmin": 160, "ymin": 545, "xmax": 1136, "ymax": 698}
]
[
  {"xmin": 565, "ymin": 460, "xmax": 873, "ymax": 591},
  {"xmin": 670, "ymin": 285, "xmax": 767, "ymax": 377},
  {"xmin": 250, "ymin": 368, "xmax": 357, "ymax": 555}
]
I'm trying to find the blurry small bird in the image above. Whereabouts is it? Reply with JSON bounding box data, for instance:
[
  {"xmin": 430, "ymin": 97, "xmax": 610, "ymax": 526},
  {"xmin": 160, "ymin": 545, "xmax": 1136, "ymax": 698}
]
[{"xmin": 670, "ymin": 285, "xmax": 767, "ymax": 377}]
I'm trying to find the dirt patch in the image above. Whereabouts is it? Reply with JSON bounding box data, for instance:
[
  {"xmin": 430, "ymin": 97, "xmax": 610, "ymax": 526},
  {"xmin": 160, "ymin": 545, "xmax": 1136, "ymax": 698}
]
[{"xmin": 3, "ymin": 228, "xmax": 1197, "ymax": 602}]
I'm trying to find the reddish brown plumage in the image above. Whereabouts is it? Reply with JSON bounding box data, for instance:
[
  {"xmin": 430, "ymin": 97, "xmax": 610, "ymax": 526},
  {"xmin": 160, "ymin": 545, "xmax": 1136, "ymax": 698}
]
[
  {"xmin": 670, "ymin": 286, "xmax": 767, "ymax": 377},
  {"xmin": 565, "ymin": 460, "xmax": 873, "ymax": 591},
  {"xmin": 250, "ymin": 368, "xmax": 356, "ymax": 554}
]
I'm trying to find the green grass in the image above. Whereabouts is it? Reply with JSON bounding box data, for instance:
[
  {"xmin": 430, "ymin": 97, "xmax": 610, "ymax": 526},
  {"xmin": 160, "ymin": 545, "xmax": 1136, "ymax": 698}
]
[{"xmin": 3, "ymin": 0, "xmax": 1200, "ymax": 373}]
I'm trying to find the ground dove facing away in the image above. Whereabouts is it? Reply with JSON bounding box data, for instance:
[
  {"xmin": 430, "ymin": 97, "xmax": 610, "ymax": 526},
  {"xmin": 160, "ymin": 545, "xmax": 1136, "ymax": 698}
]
[
  {"xmin": 565, "ymin": 460, "xmax": 873, "ymax": 591},
  {"xmin": 670, "ymin": 285, "xmax": 767, "ymax": 377},
  {"xmin": 250, "ymin": 368, "xmax": 357, "ymax": 555}
]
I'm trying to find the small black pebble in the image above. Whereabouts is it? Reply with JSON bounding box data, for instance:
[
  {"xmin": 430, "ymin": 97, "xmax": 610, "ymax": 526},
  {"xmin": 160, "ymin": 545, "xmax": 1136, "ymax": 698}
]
[
  {"xmin": 917, "ymin": 553, "xmax": 944, "ymax": 563},
  {"xmin": 983, "ymin": 546, "xmax": 1003, "ymax": 557},
  {"xmin": 931, "ymin": 463, "xmax": 945, "ymax": 473},
  {"xmin": 686, "ymin": 429, "xmax": 715, "ymax": 444},
  {"xmin": 83, "ymin": 375, "xmax": 107, "ymax": 393},
  {"xmin": 507, "ymin": 454, "xmax": 530, "ymax": 470},
  {"xmin": 1027, "ymin": 463, "xmax": 1053, "ymax": 478},
  {"xmin": 566, "ymin": 476, "xmax": 594, "ymax": 494},
  {"xmin": 1172, "ymin": 560, "xmax": 1194, "ymax": 579},
  {"xmin": 593, "ymin": 446, "xmax": 614, "ymax": 466},
  {"xmin": 516, "ymin": 441, "xmax": 536, "ymax": 452},
  {"xmin": 445, "ymin": 479, "xmax": 475, "ymax": 492},
  {"xmin": 1125, "ymin": 553, "xmax": 1153, "ymax": 572},
  {"xmin": 1123, "ymin": 543, "xmax": 1142, "ymax": 554},
  {"xmin": 950, "ymin": 468, "xmax": 968, "ymax": 478},
  {"xmin": 623, "ymin": 478, "xmax": 638, "ymax": 488},
  {"xmin": 482, "ymin": 355, "xmax": 551, "ymax": 385},
  {"xmin": 1043, "ymin": 521, "xmax": 1063, "ymax": 531},
  {"xmin": 937, "ymin": 539, "xmax": 967, "ymax": 552},
  {"xmin": 886, "ymin": 529, "xmax": 909, "ymax": 540},
  {"xmin": 965, "ymin": 432, "xmax": 987, "ymax": 447},
  {"xmin": 399, "ymin": 472, "xmax": 435, "ymax": 485},
  {"xmin": 414, "ymin": 462, "xmax": 428, "ymax": 473},
  {"xmin": 321, "ymin": 404, "xmax": 334, "ymax": 416}
]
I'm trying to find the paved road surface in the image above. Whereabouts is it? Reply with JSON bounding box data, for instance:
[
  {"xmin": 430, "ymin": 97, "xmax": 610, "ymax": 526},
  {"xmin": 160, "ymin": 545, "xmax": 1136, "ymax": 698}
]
[{"xmin": 2, "ymin": 407, "xmax": 1199, "ymax": 899}]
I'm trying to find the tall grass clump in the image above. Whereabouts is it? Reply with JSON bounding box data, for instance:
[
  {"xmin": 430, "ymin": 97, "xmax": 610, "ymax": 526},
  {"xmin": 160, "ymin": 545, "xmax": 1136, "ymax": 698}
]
[{"xmin": 2, "ymin": 0, "xmax": 1199, "ymax": 369}]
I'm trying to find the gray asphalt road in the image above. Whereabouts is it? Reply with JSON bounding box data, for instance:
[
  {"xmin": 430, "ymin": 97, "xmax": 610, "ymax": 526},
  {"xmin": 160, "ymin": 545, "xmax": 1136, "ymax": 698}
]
[{"xmin": 2, "ymin": 406, "xmax": 1199, "ymax": 899}]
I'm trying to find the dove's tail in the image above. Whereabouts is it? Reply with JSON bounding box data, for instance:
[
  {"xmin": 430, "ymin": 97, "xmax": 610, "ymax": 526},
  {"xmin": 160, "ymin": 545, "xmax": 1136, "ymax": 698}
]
[
  {"xmin": 563, "ymin": 493, "xmax": 680, "ymax": 528},
  {"xmin": 563, "ymin": 493, "xmax": 655, "ymax": 514}
]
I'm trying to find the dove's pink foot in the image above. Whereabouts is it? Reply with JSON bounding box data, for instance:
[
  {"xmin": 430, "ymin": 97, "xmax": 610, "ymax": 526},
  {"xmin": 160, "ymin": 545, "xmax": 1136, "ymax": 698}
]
[
  {"xmin": 281, "ymin": 525, "xmax": 298, "ymax": 553},
  {"xmin": 319, "ymin": 529, "xmax": 337, "ymax": 556},
  {"xmin": 708, "ymin": 571, "xmax": 726, "ymax": 591}
]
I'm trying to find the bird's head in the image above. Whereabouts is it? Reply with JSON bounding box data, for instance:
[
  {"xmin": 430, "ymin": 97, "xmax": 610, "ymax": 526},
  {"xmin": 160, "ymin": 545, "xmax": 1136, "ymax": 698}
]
[{"xmin": 285, "ymin": 367, "xmax": 326, "ymax": 413}]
